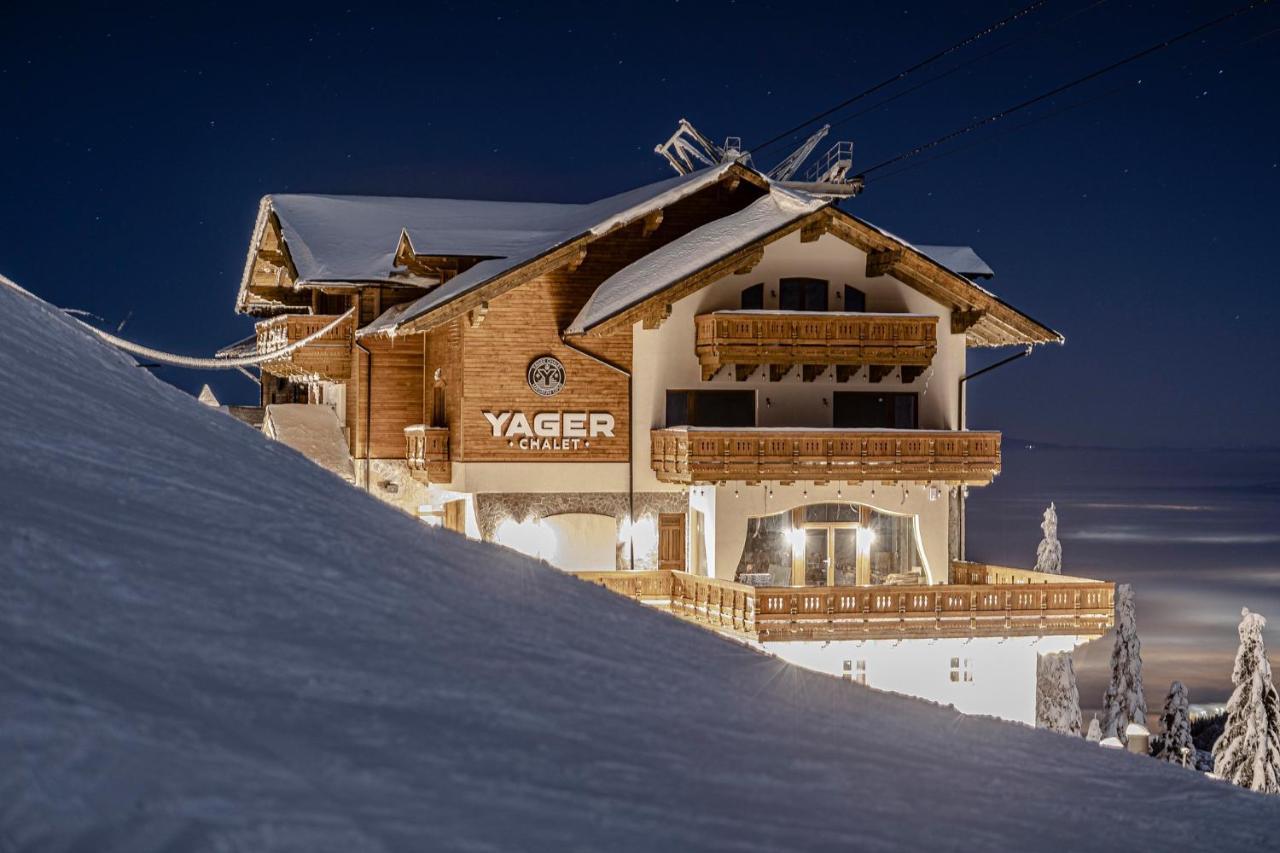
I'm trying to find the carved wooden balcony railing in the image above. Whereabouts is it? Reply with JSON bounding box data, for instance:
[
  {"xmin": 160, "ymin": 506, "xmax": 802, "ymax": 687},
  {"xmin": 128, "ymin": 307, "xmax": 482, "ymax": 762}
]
[
  {"xmin": 949, "ymin": 560, "xmax": 1104, "ymax": 586},
  {"xmin": 650, "ymin": 428, "xmax": 1001, "ymax": 486},
  {"xmin": 255, "ymin": 313, "xmax": 354, "ymax": 382},
  {"xmin": 694, "ymin": 311, "xmax": 938, "ymax": 382},
  {"xmin": 573, "ymin": 570, "xmax": 1114, "ymax": 643},
  {"xmin": 753, "ymin": 581, "xmax": 1114, "ymax": 642},
  {"xmin": 404, "ymin": 424, "xmax": 451, "ymax": 482}
]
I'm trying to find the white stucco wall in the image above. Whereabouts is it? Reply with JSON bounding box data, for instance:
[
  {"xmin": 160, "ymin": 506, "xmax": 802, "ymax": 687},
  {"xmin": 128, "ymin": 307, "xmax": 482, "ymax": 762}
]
[
  {"xmin": 629, "ymin": 230, "xmax": 969, "ymax": 581},
  {"xmin": 764, "ymin": 635, "xmax": 1079, "ymax": 725}
]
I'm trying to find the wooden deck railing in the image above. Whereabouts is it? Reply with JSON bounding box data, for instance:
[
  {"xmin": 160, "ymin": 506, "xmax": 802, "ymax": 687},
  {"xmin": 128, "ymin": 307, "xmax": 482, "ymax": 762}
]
[
  {"xmin": 650, "ymin": 428, "xmax": 1001, "ymax": 486},
  {"xmin": 574, "ymin": 569, "xmax": 1114, "ymax": 643},
  {"xmin": 695, "ymin": 311, "xmax": 938, "ymax": 381},
  {"xmin": 950, "ymin": 560, "xmax": 1103, "ymax": 586},
  {"xmin": 404, "ymin": 425, "xmax": 451, "ymax": 482},
  {"xmin": 255, "ymin": 313, "xmax": 354, "ymax": 381}
]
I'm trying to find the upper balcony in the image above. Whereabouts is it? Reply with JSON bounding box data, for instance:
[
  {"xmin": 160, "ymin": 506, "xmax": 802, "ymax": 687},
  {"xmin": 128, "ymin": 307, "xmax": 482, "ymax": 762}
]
[
  {"xmin": 694, "ymin": 311, "xmax": 938, "ymax": 382},
  {"xmin": 405, "ymin": 425, "xmax": 451, "ymax": 482},
  {"xmin": 651, "ymin": 427, "xmax": 1001, "ymax": 485},
  {"xmin": 256, "ymin": 313, "xmax": 354, "ymax": 382}
]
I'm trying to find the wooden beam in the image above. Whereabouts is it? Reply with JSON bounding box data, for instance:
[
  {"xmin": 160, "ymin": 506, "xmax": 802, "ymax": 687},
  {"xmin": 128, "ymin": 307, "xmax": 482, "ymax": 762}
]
[
  {"xmin": 641, "ymin": 303, "xmax": 672, "ymax": 330},
  {"xmin": 835, "ymin": 364, "xmax": 860, "ymax": 383},
  {"xmin": 865, "ymin": 248, "xmax": 902, "ymax": 278},
  {"xmin": 951, "ymin": 309, "xmax": 986, "ymax": 335},
  {"xmin": 734, "ymin": 364, "xmax": 757, "ymax": 381},
  {"xmin": 769, "ymin": 364, "xmax": 790, "ymax": 382},
  {"xmin": 733, "ymin": 246, "xmax": 765, "ymax": 276},
  {"xmin": 799, "ymin": 218, "xmax": 828, "ymax": 243},
  {"xmin": 900, "ymin": 365, "xmax": 926, "ymax": 384},
  {"xmin": 467, "ymin": 301, "xmax": 489, "ymax": 328},
  {"xmin": 566, "ymin": 247, "xmax": 588, "ymax": 273},
  {"xmin": 802, "ymin": 364, "xmax": 826, "ymax": 382},
  {"xmin": 868, "ymin": 365, "xmax": 893, "ymax": 383},
  {"xmin": 642, "ymin": 209, "xmax": 664, "ymax": 237}
]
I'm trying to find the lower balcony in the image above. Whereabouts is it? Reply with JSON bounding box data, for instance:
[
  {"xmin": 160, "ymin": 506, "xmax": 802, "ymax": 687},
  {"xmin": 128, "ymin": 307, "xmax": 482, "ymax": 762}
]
[
  {"xmin": 256, "ymin": 313, "xmax": 354, "ymax": 382},
  {"xmin": 405, "ymin": 424, "xmax": 451, "ymax": 482},
  {"xmin": 573, "ymin": 565, "xmax": 1114, "ymax": 643},
  {"xmin": 650, "ymin": 428, "xmax": 1001, "ymax": 486}
]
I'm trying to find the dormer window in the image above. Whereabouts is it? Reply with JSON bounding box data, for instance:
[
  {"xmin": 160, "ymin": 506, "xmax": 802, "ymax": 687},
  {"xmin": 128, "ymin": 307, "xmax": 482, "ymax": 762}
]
[
  {"xmin": 740, "ymin": 282, "xmax": 764, "ymax": 310},
  {"xmin": 779, "ymin": 278, "xmax": 828, "ymax": 311}
]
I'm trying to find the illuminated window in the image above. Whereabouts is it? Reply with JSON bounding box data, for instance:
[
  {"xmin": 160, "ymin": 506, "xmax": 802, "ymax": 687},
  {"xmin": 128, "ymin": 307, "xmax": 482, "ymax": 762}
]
[
  {"xmin": 949, "ymin": 657, "xmax": 974, "ymax": 683},
  {"xmin": 842, "ymin": 659, "xmax": 867, "ymax": 685}
]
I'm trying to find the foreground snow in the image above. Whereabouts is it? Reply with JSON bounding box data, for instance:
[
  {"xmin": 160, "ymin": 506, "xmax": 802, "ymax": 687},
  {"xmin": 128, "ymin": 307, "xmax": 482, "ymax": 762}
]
[{"xmin": 1, "ymin": 275, "xmax": 1276, "ymax": 851}]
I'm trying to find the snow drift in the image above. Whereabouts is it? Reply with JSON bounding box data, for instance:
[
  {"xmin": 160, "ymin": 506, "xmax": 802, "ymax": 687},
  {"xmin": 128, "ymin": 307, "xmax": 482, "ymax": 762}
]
[{"xmin": 1, "ymin": 274, "xmax": 1277, "ymax": 851}]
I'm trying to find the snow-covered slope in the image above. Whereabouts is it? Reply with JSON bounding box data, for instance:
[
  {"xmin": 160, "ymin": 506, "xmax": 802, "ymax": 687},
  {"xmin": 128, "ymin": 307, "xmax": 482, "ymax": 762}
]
[{"xmin": 1, "ymin": 275, "xmax": 1276, "ymax": 852}]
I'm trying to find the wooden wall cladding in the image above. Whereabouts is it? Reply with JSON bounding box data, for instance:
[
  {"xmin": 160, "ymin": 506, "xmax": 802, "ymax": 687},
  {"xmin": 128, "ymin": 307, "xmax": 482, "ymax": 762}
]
[
  {"xmin": 350, "ymin": 334, "xmax": 426, "ymax": 460},
  {"xmin": 459, "ymin": 276, "xmax": 631, "ymax": 462}
]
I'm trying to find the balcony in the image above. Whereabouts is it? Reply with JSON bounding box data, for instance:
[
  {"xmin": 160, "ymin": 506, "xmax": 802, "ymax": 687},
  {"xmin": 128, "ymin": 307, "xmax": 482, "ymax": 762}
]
[
  {"xmin": 405, "ymin": 425, "xmax": 451, "ymax": 482},
  {"xmin": 256, "ymin": 313, "xmax": 354, "ymax": 382},
  {"xmin": 650, "ymin": 428, "xmax": 1001, "ymax": 486},
  {"xmin": 573, "ymin": 566, "xmax": 1114, "ymax": 643},
  {"xmin": 694, "ymin": 311, "xmax": 938, "ymax": 382}
]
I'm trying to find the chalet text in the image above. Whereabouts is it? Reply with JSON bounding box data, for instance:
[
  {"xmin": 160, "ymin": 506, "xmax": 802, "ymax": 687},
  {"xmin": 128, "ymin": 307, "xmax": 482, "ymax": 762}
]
[{"xmin": 483, "ymin": 411, "xmax": 615, "ymax": 451}]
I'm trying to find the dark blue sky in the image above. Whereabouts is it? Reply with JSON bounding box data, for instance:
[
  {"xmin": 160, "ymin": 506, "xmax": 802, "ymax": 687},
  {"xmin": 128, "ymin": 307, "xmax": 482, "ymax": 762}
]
[{"xmin": 2, "ymin": 1, "xmax": 1277, "ymax": 447}]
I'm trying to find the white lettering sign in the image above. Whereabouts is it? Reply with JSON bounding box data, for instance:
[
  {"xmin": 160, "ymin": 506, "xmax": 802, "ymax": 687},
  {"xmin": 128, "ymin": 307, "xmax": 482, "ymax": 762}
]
[{"xmin": 482, "ymin": 411, "xmax": 615, "ymax": 451}]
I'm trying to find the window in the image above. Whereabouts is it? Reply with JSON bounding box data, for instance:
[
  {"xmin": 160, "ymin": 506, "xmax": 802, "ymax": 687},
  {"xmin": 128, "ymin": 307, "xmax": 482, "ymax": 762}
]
[
  {"xmin": 949, "ymin": 657, "xmax": 974, "ymax": 683},
  {"xmin": 779, "ymin": 277, "xmax": 828, "ymax": 311},
  {"xmin": 431, "ymin": 384, "xmax": 447, "ymax": 428},
  {"xmin": 665, "ymin": 390, "xmax": 755, "ymax": 428},
  {"xmin": 833, "ymin": 392, "xmax": 918, "ymax": 429},
  {"xmin": 843, "ymin": 659, "xmax": 868, "ymax": 685},
  {"xmin": 842, "ymin": 285, "xmax": 866, "ymax": 312},
  {"xmin": 740, "ymin": 282, "xmax": 764, "ymax": 310}
]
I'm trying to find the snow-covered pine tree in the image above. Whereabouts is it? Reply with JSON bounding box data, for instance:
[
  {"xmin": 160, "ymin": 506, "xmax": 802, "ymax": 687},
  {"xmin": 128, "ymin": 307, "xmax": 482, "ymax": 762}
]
[
  {"xmin": 1156, "ymin": 681, "xmax": 1194, "ymax": 765},
  {"xmin": 1102, "ymin": 584, "xmax": 1146, "ymax": 745},
  {"xmin": 1212, "ymin": 608, "xmax": 1280, "ymax": 793},
  {"xmin": 1034, "ymin": 502, "xmax": 1062, "ymax": 575},
  {"xmin": 1085, "ymin": 716, "xmax": 1102, "ymax": 743},
  {"xmin": 1036, "ymin": 652, "xmax": 1082, "ymax": 735}
]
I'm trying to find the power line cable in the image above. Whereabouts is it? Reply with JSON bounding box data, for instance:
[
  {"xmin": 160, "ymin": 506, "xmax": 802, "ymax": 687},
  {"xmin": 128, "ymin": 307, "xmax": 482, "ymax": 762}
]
[
  {"xmin": 865, "ymin": 18, "xmax": 1280, "ymax": 186},
  {"xmin": 858, "ymin": 0, "xmax": 1273, "ymax": 177},
  {"xmin": 754, "ymin": 1, "xmax": 1052, "ymax": 154},
  {"xmin": 825, "ymin": 0, "xmax": 1111, "ymax": 137}
]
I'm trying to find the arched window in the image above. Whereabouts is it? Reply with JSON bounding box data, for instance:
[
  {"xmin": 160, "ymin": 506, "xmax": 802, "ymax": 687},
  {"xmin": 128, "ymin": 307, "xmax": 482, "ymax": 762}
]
[
  {"xmin": 740, "ymin": 282, "xmax": 764, "ymax": 310},
  {"xmin": 735, "ymin": 502, "xmax": 926, "ymax": 588},
  {"xmin": 842, "ymin": 285, "xmax": 866, "ymax": 312}
]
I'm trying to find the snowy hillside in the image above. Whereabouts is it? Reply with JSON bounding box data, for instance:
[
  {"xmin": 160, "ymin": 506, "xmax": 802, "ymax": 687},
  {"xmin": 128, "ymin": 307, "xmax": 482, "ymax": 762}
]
[{"xmin": 1, "ymin": 274, "xmax": 1276, "ymax": 851}]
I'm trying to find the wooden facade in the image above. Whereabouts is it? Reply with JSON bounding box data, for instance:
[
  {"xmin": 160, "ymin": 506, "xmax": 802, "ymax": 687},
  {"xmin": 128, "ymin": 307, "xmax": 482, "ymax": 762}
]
[
  {"xmin": 650, "ymin": 428, "xmax": 1002, "ymax": 486},
  {"xmin": 256, "ymin": 313, "xmax": 354, "ymax": 382}
]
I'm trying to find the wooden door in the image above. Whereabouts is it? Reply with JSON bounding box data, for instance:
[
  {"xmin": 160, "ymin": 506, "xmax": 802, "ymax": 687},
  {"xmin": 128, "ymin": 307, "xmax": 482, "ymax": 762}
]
[
  {"xmin": 443, "ymin": 499, "xmax": 466, "ymax": 534},
  {"xmin": 658, "ymin": 513, "xmax": 686, "ymax": 571}
]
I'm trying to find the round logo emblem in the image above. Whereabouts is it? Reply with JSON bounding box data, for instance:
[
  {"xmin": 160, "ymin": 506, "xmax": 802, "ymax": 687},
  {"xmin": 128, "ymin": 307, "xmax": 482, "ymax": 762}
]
[{"xmin": 527, "ymin": 355, "xmax": 566, "ymax": 397}]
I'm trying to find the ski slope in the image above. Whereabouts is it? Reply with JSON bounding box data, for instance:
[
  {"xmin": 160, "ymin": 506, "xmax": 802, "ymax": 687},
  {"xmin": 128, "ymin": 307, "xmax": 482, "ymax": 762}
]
[{"xmin": 1, "ymin": 274, "xmax": 1276, "ymax": 851}]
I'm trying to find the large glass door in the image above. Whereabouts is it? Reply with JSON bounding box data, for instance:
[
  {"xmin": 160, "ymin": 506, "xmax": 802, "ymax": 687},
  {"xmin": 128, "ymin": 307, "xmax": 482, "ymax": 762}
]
[
  {"xmin": 803, "ymin": 529, "xmax": 829, "ymax": 585},
  {"xmin": 832, "ymin": 528, "xmax": 860, "ymax": 585}
]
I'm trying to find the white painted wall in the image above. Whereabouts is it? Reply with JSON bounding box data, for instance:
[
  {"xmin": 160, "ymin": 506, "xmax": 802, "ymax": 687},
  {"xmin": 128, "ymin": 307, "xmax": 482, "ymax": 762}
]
[
  {"xmin": 630, "ymin": 230, "xmax": 969, "ymax": 496},
  {"xmin": 764, "ymin": 635, "xmax": 1079, "ymax": 725},
  {"xmin": 629, "ymin": 230, "xmax": 969, "ymax": 581}
]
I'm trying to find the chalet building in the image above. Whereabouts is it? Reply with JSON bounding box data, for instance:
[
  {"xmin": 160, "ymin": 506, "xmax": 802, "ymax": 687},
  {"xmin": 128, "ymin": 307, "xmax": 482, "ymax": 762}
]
[{"xmin": 231, "ymin": 161, "xmax": 1114, "ymax": 724}]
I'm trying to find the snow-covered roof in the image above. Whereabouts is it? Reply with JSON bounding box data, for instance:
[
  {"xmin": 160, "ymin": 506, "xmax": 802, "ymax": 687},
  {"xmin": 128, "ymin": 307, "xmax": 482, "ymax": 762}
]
[
  {"xmin": 567, "ymin": 186, "xmax": 827, "ymax": 335},
  {"xmin": 240, "ymin": 164, "xmax": 742, "ymax": 334},
  {"xmin": 262, "ymin": 404, "xmax": 355, "ymax": 482},
  {"xmin": 916, "ymin": 245, "xmax": 995, "ymax": 279}
]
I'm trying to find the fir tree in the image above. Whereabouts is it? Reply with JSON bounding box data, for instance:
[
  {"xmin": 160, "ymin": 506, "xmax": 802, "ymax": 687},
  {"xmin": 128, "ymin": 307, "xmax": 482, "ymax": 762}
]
[
  {"xmin": 1156, "ymin": 681, "xmax": 1194, "ymax": 765},
  {"xmin": 1102, "ymin": 584, "xmax": 1146, "ymax": 744},
  {"xmin": 1213, "ymin": 608, "xmax": 1280, "ymax": 793},
  {"xmin": 1034, "ymin": 502, "xmax": 1062, "ymax": 575},
  {"xmin": 1085, "ymin": 716, "xmax": 1102, "ymax": 743},
  {"xmin": 1036, "ymin": 652, "xmax": 1082, "ymax": 735}
]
